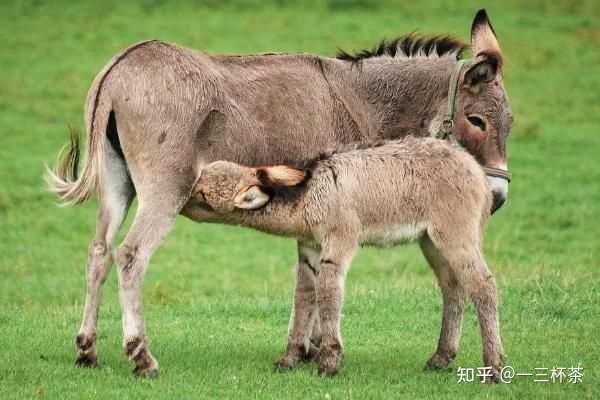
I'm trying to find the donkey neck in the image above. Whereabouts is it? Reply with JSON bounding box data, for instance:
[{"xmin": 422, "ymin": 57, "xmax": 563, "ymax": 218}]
[{"xmin": 329, "ymin": 57, "xmax": 456, "ymax": 139}]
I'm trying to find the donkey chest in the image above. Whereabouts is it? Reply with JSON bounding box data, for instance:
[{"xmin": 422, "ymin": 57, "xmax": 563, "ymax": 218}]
[{"xmin": 361, "ymin": 223, "xmax": 427, "ymax": 248}]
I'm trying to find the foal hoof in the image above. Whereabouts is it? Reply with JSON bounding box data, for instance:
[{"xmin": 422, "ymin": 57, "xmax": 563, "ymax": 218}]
[
  {"xmin": 133, "ymin": 365, "xmax": 159, "ymax": 379},
  {"xmin": 317, "ymin": 344, "xmax": 343, "ymax": 377},
  {"xmin": 275, "ymin": 341, "xmax": 320, "ymax": 371},
  {"xmin": 75, "ymin": 354, "xmax": 98, "ymax": 368},
  {"xmin": 481, "ymin": 368, "xmax": 501, "ymax": 384},
  {"xmin": 300, "ymin": 342, "xmax": 320, "ymax": 363},
  {"xmin": 317, "ymin": 365, "xmax": 339, "ymax": 377}
]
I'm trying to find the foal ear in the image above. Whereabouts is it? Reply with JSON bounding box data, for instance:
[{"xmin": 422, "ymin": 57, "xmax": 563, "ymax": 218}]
[
  {"xmin": 233, "ymin": 185, "xmax": 271, "ymax": 210},
  {"xmin": 255, "ymin": 165, "xmax": 307, "ymax": 187}
]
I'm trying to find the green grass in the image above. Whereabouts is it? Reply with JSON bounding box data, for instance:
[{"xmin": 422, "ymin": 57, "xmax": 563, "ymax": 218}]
[{"xmin": 1, "ymin": 0, "xmax": 599, "ymax": 398}]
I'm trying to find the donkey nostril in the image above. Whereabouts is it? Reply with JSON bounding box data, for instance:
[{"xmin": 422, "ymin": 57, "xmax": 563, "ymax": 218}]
[{"xmin": 491, "ymin": 191, "xmax": 506, "ymax": 214}]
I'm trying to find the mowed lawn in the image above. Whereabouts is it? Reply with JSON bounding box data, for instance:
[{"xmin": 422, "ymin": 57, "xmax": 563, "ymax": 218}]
[{"xmin": 1, "ymin": 0, "xmax": 599, "ymax": 398}]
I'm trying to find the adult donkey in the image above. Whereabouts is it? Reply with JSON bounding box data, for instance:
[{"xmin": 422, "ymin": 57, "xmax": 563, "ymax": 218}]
[{"xmin": 47, "ymin": 9, "xmax": 512, "ymax": 377}]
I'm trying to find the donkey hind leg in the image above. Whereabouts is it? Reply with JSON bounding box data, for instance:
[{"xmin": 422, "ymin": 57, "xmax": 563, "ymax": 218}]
[
  {"xmin": 425, "ymin": 235, "xmax": 504, "ymax": 383},
  {"xmin": 76, "ymin": 141, "xmax": 134, "ymax": 367},
  {"xmin": 420, "ymin": 236, "xmax": 466, "ymax": 371},
  {"xmin": 114, "ymin": 190, "xmax": 185, "ymax": 378},
  {"xmin": 275, "ymin": 243, "xmax": 321, "ymax": 371}
]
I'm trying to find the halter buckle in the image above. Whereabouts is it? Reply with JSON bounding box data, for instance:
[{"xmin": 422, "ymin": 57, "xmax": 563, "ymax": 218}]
[
  {"xmin": 436, "ymin": 118, "xmax": 454, "ymax": 140},
  {"xmin": 442, "ymin": 118, "xmax": 454, "ymax": 131}
]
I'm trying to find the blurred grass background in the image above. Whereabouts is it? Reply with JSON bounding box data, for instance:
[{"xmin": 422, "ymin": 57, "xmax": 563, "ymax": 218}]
[{"xmin": 0, "ymin": 0, "xmax": 599, "ymax": 398}]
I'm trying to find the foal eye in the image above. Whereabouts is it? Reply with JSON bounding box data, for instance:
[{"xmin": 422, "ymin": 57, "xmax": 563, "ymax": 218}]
[{"xmin": 467, "ymin": 115, "xmax": 487, "ymax": 131}]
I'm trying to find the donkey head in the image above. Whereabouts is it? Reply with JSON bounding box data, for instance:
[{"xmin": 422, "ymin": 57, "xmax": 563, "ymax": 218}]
[
  {"xmin": 195, "ymin": 161, "xmax": 306, "ymax": 212},
  {"xmin": 450, "ymin": 10, "xmax": 513, "ymax": 212}
]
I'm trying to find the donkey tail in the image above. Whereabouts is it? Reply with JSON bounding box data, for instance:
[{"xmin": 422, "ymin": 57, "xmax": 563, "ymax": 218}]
[
  {"xmin": 45, "ymin": 40, "xmax": 160, "ymax": 206},
  {"xmin": 45, "ymin": 81, "xmax": 111, "ymax": 206},
  {"xmin": 45, "ymin": 123, "xmax": 103, "ymax": 206}
]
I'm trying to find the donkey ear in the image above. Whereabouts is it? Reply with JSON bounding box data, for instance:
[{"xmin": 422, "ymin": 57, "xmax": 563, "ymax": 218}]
[
  {"xmin": 471, "ymin": 9, "xmax": 503, "ymax": 64},
  {"xmin": 465, "ymin": 10, "xmax": 503, "ymax": 93},
  {"xmin": 233, "ymin": 186, "xmax": 270, "ymax": 210},
  {"xmin": 256, "ymin": 165, "xmax": 306, "ymax": 187},
  {"xmin": 464, "ymin": 58, "xmax": 498, "ymax": 92}
]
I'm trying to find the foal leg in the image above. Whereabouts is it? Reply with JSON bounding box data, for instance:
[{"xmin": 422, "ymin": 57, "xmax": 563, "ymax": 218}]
[
  {"xmin": 275, "ymin": 243, "xmax": 320, "ymax": 370},
  {"xmin": 433, "ymin": 240, "xmax": 504, "ymax": 382},
  {"xmin": 466, "ymin": 255, "xmax": 504, "ymax": 382},
  {"xmin": 76, "ymin": 143, "xmax": 134, "ymax": 367},
  {"xmin": 420, "ymin": 237, "xmax": 466, "ymax": 370},
  {"xmin": 316, "ymin": 234, "xmax": 357, "ymax": 377},
  {"xmin": 309, "ymin": 310, "xmax": 322, "ymax": 355}
]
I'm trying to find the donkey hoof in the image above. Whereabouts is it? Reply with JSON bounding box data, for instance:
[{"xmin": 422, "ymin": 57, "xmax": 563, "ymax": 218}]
[
  {"xmin": 133, "ymin": 365, "xmax": 159, "ymax": 379},
  {"xmin": 75, "ymin": 333, "xmax": 95, "ymax": 350},
  {"xmin": 75, "ymin": 354, "xmax": 98, "ymax": 368},
  {"xmin": 274, "ymin": 361, "xmax": 295, "ymax": 372},
  {"xmin": 425, "ymin": 352, "xmax": 455, "ymax": 371},
  {"xmin": 274, "ymin": 354, "xmax": 300, "ymax": 372}
]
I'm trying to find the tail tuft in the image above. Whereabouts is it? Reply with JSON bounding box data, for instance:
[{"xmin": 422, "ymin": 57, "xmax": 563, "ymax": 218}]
[{"xmin": 45, "ymin": 127, "xmax": 98, "ymax": 206}]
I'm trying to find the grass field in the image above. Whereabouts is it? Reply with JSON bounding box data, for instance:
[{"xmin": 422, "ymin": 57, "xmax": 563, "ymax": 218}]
[{"xmin": 1, "ymin": 0, "xmax": 599, "ymax": 398}]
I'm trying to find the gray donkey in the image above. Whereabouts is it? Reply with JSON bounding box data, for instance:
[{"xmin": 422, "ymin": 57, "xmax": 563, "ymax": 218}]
[
  {"xmin": 47, "ymin": 9, "xmax": 512, "ymax": 377},
  {"xmin": 189, "ymin": 136, "xmax": 502, "ymax": 379}
]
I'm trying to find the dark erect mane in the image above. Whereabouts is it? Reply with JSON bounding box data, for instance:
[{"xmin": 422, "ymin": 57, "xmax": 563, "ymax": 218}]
[{"xmin": 336, "ymin": 33, "xmax": 468, "ymax": 63}]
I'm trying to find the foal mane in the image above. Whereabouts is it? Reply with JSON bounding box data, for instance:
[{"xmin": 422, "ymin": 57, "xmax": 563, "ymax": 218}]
[
  {"xmin": 292, "ymin": 139, "xmax": 391, "ymax": 172},
  {"xmin": 336, "ymin": 33, "xmax": 467, "ymax": 64}
]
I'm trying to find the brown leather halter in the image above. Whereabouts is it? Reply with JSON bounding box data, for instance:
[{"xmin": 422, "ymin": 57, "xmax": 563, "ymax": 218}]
[{"xmin": 436, "ymin": 60, "xmax": 512, "ymax": 183}]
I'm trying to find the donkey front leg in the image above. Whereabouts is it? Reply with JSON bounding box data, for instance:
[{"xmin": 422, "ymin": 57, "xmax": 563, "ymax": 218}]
[
  {"xmin": 115, "ymin": 205, "xmax": 179, "ymax": 378},
  {"xmin": 316, "ymin": 235, "xmax": 357, "ymax": 377},
  {"xmin": 275, "ymin": 243, "xmax": 321, "ymax": 370}
]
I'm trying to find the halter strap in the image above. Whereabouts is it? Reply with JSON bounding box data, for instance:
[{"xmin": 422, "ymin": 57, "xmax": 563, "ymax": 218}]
[
  {"xmin": 482, "ymin": 166, "xmax": 512, "ymax": 183},
  {"xmin": 436, "ymin": 59, "xmax": 467, "ymax": 140}
]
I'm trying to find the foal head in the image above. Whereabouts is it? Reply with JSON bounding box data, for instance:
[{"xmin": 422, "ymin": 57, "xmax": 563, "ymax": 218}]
[{"xmin": 194, "ymin": 161, "xmax": 306, "ymax": 212}]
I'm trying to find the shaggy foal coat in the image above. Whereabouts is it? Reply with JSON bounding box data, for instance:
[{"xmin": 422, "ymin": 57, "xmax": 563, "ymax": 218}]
[{"xmin": 189, "ymin": 136, "xmax": 503, "ymax": 380}]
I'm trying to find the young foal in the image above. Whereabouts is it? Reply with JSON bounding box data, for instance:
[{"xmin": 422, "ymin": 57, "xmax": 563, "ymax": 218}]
[{"xmin": 186, "ymin": 136, "xmax": 504, "ymax": 380}]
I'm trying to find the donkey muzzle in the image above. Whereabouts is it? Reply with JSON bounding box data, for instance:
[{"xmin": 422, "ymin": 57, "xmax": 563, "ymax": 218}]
[{"xmin": 487, "ymin": 175, "xmax": 509, "ymax": 214}]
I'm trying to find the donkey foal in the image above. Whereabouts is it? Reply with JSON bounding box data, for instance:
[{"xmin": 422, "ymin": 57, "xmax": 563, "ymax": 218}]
[{"xmin": 188, "ymin": 136, "xmax": 504, "ymax": 380}]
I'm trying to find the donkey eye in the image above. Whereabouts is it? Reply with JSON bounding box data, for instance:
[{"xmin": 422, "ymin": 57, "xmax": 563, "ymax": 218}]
[{"xmin": 467, "ymin": 115, "xmax": 486, "ymax": 131}]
